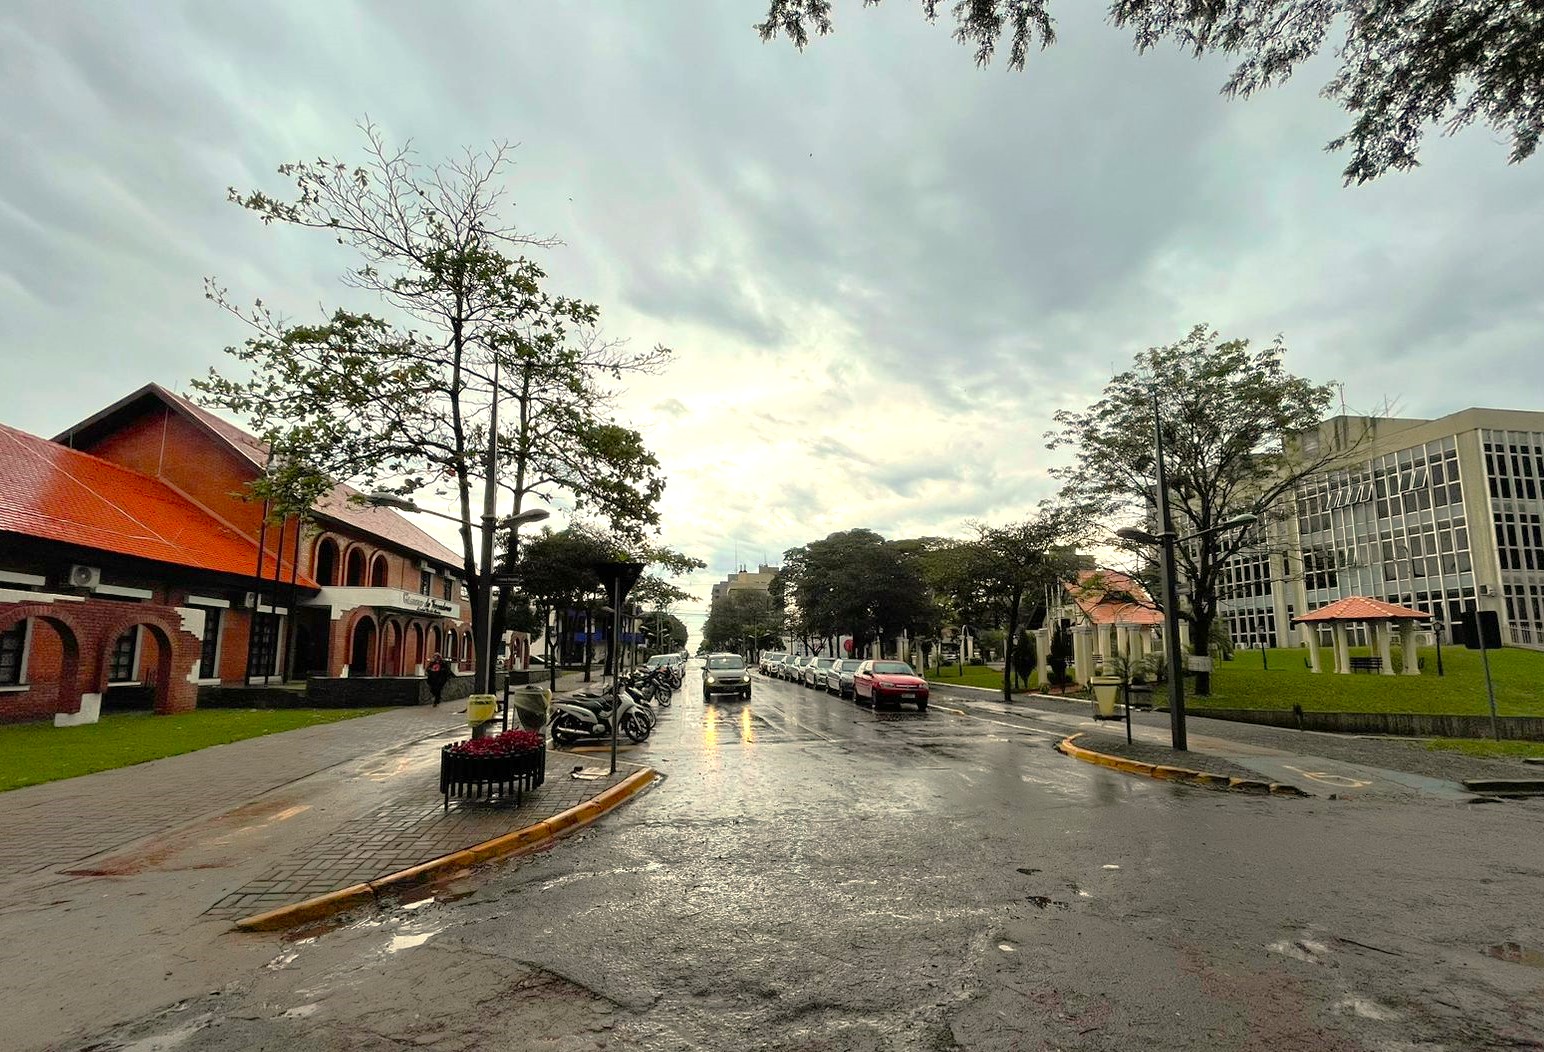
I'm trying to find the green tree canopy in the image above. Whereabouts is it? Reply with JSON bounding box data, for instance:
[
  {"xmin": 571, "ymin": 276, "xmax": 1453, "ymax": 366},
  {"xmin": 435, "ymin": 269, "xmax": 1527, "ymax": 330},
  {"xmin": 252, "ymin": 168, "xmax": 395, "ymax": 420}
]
[
  {"xmin": 1046, "ymin": 324, "xmax": 1354, "ymax": 693},
  {"xmin": 194, "ymin": 123, "xmax": 670, "ymax": 694},
  {"xmin": 757, "ymin": 1, "xmax": 1544, "ymax": 183},
  {"xmin": 780, "ymin": 529, "xmax": 934, "ymax": 654}
]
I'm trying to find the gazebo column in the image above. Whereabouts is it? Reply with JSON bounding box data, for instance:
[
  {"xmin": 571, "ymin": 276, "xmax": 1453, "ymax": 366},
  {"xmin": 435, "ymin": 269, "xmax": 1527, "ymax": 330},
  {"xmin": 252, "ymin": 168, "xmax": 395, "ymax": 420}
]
[
  {"xmin": 1375, "ymin": 620, "xmax": 1395, "ymax": 675},
  {"xmin": 1035, "ymin": 627, "xmax": 1052, "ymax": 690},
  {"xmin": 1073, "ymin": 625, "xmax": 1093, "ymax": 684},
  {"xmin": 1331, "ymin": 622, "xmax": 1351, "ymax": 674},
  {"xmin": 1399, "ymin": 620, "xmax": 1421, "ymax": 675},
  {"xmin": 1301, "ymin": 624, "xmax": 1322, "ymax": 673},
  {"xmin": 1178, "ymin": 620, "xmax": 1192, "ymax": 652}
]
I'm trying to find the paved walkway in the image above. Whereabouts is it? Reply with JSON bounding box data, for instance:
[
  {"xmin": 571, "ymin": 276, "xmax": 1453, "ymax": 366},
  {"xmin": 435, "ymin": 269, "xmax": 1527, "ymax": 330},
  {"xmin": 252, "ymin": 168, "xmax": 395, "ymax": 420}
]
[{"xmin": 927, "ymin": 684, "xmax": 1544, "ymax": 802}]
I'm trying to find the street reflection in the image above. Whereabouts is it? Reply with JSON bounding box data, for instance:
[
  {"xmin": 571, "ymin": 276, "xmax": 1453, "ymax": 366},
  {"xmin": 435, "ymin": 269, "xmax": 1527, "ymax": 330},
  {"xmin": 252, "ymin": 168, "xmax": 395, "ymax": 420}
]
[
  {"xmin": 740, "ymin": 706, "xmax": 754, "ymax": 745},
  {"xmin": 703, "ymin": 703, "xmax": 719, "ymax": 751}
]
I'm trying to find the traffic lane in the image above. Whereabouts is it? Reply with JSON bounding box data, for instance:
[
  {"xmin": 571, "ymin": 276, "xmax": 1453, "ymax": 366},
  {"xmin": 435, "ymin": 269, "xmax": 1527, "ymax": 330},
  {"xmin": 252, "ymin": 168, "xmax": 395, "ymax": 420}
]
[{"xmin": 81, "ymin": 673, "xmax": 1544, "ymax": 1051}]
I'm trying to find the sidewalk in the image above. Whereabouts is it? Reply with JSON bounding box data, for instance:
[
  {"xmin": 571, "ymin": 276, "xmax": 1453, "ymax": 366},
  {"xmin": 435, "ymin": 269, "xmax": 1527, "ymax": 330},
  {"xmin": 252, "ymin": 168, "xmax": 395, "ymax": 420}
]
[
  {"xmin": 928, "ymin": 684, "xmax": 1544, "ymax": 802},
  {"xmin": 0, "ymin": 685, "xmax": 651, "ymax": 1051}
]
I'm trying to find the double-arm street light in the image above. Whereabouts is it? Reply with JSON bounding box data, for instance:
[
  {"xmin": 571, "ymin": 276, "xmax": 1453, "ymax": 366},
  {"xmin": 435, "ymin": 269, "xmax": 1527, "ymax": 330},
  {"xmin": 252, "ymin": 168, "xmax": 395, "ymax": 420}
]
[{"xmin": 367, "ymin": 492, "xmax": 549, "ymax": 692}]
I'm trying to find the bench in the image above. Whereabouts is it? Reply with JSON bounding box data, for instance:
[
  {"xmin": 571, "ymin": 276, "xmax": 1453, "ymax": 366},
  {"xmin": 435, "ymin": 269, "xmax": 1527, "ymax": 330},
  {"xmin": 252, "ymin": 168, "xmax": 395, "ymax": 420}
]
[{"xmin": 1349, "ymin": 656, "xmax": 1382, "ymax": 673}]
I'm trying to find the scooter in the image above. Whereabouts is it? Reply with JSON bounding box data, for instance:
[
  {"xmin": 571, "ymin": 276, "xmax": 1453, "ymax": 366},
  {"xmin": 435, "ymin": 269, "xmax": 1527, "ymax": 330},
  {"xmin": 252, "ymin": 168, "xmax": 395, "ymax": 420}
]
[{"xmin": 549, "ymin": 685, "xmax": 652, "ymax": 746}]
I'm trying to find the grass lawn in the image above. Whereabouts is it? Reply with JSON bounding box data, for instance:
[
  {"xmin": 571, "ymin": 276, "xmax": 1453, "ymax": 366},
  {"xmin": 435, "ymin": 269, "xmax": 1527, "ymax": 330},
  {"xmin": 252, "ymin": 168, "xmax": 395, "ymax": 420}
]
[
  {"xmin": 924, "ymin": 663, "xmax": 1037, "ymax": 693},
  {"xmin": 1424, "ymin": 737, "xmax": 1544, "ymax": 760},
  {"xmin": 1189, "ymin": 645, "xmax": 1544, "ymax": 717},
  {"xmin": 0, "ymin": 708, "xmax": 389, "ymax": 793}
]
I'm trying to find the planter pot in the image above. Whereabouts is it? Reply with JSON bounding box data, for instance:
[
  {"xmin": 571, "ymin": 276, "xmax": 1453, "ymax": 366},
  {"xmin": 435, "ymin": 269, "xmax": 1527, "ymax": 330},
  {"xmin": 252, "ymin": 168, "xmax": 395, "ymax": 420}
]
[
  {"xmin": 508, "ymin": 685, "xmax": 552, "ymax": 732},
  {"xmin": 439, "ymin": 743, "xmax": 546, "ymax": 811},
  {"xmin": 1090, "ymin": 676, "xmax": 1122, "ymax": 719}
]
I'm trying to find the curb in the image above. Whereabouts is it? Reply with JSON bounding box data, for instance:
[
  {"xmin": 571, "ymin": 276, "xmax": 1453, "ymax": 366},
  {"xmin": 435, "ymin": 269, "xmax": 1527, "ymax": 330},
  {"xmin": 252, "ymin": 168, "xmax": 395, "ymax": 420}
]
[
  {"xmin": 233, "ymin": 766, "xmax": 660, "ymax": 932},
  {"xmin": 1055, "ymin": 734, "xmax": 1309, "ymax": 798}
]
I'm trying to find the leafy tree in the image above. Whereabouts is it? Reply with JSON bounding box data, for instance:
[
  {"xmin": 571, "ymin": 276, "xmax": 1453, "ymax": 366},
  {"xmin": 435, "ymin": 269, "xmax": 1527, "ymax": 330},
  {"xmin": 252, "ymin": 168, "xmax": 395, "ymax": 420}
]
[
  {"xmin": 643, "ymin": 612, "xmax": 690, "ymax": 655},
  {"xmin": 701, "ymin": 589, "xmax": 781, "ymax": 656},
  {"xmin": 757, "ymin": 1, "xmax": 1544, "ymax": 183},
  {"xmin": 1012, "ymin": 628, "xmax": 1036, "ymax": 690},
  {"xmin": 1048, "ymin": 621, "xmax": 1074, "ymax": 690},
  {"xmin": 780, "ymin": 530, "xmax": 933, "ymax": 657},
  {"xmin": 195, "ymin": 123, "xmax": 668, "ymax": 695},
  {"xmin": 1046, "ymin": 324, "xmax": 1357, "ymax": 694},
  {"xmin": 970, "ymin": 508, "xmax": 1084, "ymax": 702}
]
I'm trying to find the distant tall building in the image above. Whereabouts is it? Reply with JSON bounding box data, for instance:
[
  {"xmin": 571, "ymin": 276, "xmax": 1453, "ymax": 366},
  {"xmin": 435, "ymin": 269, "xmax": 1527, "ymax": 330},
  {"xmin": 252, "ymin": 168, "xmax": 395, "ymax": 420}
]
[
  {"xmin": 710, "ymin": 564, "xmax": 779, "ymax": 602},
  {"xmin": 1217, "ymin": 407, "xmax": 1544, "ymax": 649}
]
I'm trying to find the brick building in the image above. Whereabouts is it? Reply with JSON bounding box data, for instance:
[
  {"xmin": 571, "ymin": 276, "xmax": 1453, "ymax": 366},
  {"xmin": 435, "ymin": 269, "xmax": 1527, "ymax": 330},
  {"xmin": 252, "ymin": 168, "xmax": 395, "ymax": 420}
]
[{"xmin": 1, "ymin": 384, "xmax": 474, "ymax": 725}]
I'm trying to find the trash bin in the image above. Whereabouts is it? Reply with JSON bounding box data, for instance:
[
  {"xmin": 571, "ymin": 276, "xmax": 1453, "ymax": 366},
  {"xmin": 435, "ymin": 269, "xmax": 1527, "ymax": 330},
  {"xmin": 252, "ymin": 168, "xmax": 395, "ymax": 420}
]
[
  {"xmin": 509, "ymin": 684, "xmax": 552, "ymax": 732},
  {"xmin": 1090, "ymin": 676, "xmax": 1121, "ymax": 719},
  {"xmin": 466, "ymin": 694, "xmax": 498, "ymax": 726}
]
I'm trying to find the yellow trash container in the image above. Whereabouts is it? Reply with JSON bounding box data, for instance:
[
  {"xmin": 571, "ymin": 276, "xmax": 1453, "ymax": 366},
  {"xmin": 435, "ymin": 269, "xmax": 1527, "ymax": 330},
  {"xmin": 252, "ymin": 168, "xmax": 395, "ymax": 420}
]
[{"xmin": 466, "ymin": 694, "xmax": 498, "ymax": 726}]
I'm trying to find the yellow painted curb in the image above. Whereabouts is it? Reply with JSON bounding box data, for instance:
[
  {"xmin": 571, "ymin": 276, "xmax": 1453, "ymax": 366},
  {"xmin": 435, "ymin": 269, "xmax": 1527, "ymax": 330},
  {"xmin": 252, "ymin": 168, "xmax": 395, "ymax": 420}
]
[
  {"xmin": 1055, "ymin": 734, "xmax": 1309, "ymax": 798},
  {"xmin": 233, "ymin": 767, "xmax": 659, "ymax": 933},
  {"xmin": 235, "ymin": 883, "xmax": 376, "ymax": 933}
]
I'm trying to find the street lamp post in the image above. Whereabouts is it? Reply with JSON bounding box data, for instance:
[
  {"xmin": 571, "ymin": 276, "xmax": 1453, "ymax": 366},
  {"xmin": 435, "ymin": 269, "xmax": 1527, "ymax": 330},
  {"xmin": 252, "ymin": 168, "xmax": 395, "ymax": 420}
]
[{"xmin": 1116, "ymin": 396, "xmax": 1257, "ymax": 752}]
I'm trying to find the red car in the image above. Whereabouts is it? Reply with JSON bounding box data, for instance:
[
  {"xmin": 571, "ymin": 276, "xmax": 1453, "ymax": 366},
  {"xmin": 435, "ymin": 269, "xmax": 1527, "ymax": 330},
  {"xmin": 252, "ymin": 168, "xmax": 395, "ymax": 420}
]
[{"xmin": 853, "ymin": 659, "xmax": 929, "ymax": 711}]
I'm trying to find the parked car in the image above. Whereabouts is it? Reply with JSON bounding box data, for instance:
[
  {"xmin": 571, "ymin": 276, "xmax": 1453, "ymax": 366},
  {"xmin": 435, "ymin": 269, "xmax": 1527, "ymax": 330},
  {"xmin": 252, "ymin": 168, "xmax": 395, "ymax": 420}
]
[
  {"xmin": 785, "ymin": 655, "xmax": 812, "ymax": 681},
  {"xmin": 759, "ymin": 651, "xmax": 786, "ymax": 675},
  {"xmin": 853, "ymin": 659, "xmax": 929, "ymax": 711},
  {"xmin": 702, "ymin": 652, "xmax": 752, "ymax": 701},
  {"xmin": 804, "ymin": 656, "xmax": 837, "ymax": 688},
  {"xmin": 825, "ymin": 658, "xmax": 864, "ymax": 698}
]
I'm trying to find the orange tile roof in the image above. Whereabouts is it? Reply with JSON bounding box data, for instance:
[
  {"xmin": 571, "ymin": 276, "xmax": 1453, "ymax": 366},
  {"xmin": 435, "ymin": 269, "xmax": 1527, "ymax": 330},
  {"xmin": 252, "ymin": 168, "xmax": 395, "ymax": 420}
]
[
  {"xmin": 1065, "ymin": 569, "xmax": 1165, "ymax": 626},
  {"xmin": 1293, "ymin": 596, "xmax": 1432, "ymax": 623},
  {"xmin": 0, "ymin": 423, "xmax": 316, "ymax": 585},
  {"xmin": 167, "ymin": 390, "xmax": 464, "ymax": 570},
  {"xmin": 65, "ymin": 385, "xmax": 465, "ymax": 571}
]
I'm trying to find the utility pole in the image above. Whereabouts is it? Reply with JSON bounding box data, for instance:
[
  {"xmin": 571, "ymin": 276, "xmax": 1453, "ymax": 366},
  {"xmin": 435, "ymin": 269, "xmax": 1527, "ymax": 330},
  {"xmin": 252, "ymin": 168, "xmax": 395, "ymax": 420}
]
[{"xmin": 1154, "ymin": 390, "xmax": 1189, "ymax": 751}]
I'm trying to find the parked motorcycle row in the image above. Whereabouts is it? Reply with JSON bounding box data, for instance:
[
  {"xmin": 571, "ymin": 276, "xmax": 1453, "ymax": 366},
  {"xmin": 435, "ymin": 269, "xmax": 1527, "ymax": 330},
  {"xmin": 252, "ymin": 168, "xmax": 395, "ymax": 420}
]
[{"xmin": 546, "ymin": 661, "xmax": 683, "ymax": 747}]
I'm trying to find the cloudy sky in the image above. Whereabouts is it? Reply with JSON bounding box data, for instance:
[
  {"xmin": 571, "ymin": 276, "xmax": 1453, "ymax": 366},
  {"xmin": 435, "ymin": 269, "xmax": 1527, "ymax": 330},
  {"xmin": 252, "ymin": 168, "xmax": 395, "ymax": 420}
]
[{"xmin": 4, "ymin": 2, "xmax": 1541, "ymax": 642}]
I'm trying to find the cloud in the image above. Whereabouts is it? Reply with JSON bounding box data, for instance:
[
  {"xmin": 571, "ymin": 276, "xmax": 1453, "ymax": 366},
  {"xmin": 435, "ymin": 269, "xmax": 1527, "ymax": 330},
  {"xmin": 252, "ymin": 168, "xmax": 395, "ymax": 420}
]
[{"xmin": 2, "ymin": 0, "xmax": 1542, "ymax": 649}]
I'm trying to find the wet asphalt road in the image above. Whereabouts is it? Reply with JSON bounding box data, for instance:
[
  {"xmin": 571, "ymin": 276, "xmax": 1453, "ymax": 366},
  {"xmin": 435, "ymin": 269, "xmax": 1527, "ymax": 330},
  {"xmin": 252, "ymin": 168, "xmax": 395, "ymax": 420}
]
[{"xmin": 78, "ymin": 665, "xmax": 1544, "ymax": 1051}]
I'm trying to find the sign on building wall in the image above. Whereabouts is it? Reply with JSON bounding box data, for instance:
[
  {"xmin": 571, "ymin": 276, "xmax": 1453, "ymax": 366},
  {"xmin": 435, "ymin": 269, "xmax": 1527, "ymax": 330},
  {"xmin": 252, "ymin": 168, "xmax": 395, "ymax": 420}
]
[{"xmin": 399, "ymin": 591, "xmax": 456, "ymax": 617}]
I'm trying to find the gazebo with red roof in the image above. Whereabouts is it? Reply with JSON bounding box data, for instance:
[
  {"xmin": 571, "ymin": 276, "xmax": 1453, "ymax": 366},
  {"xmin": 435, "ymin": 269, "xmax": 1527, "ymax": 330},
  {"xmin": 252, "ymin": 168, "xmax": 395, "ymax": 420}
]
[{"xmin": 1293, "ymin": 596, "xmax": 1432, "ymax": 675}]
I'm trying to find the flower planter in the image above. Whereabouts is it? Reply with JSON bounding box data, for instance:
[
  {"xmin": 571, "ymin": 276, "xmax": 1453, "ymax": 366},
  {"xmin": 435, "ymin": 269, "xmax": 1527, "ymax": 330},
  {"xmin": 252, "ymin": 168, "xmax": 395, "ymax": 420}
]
[
  {"xmin": 439, "ymin": 739, "xmax": 546, "ymax": 812},
  {"xmin": 1090, "ymin": 675, "xmax": 1122, "ymax": 719}
]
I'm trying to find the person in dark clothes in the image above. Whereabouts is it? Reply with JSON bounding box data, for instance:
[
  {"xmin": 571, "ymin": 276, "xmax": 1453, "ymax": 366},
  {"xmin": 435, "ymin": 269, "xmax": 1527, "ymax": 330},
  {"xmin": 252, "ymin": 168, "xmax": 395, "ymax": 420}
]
[{"xmin": 425, "ymin": 654, "xmax": 450, "ymax": 706}]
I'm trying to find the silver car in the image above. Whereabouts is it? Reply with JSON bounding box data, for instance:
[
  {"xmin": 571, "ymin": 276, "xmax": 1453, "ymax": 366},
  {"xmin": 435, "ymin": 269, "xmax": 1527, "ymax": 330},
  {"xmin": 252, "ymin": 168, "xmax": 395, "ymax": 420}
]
[
  {"xmin": 804, "ymin": 656, "xmax": 837, "ymax": 688},
  {"xmin": 702, "ymin": 653, "xmax": 751, "ymax": 701},
  {"xmin": 783, "ymin": 655, "xmax": 810, "ymax": 681},
  {"xmin": 825, "ymin": 658, "xmax": 864, "ymax": 698}
]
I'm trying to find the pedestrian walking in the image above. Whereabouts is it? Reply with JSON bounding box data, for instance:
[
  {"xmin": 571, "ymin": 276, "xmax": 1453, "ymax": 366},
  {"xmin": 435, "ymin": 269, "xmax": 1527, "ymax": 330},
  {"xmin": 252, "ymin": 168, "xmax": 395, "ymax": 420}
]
[{"xmin": 425, "ymin": 653, "xmax": 450, "ymax": 707}]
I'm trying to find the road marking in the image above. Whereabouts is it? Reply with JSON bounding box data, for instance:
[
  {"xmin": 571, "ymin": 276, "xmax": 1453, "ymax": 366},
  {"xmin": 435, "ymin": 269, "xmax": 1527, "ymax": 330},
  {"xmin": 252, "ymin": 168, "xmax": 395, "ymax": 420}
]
[{"xmin": 1281, "ymin": 763, "xmax": 1371, "ymax": 789}]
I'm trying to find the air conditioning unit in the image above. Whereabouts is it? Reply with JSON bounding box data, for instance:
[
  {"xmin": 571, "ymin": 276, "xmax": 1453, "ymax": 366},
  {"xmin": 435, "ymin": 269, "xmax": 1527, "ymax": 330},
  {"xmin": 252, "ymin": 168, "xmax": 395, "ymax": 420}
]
[
  {"xmin": 1479, "ymin": 583, "xmax": 1495, "ymax": 597},
  {"xmin": 242, "ymin": 592, "xmax": 258, "ymax": 609},
  {"xmin": 68, "ymin": 565, "xmax": 101, "ymax": 590}
]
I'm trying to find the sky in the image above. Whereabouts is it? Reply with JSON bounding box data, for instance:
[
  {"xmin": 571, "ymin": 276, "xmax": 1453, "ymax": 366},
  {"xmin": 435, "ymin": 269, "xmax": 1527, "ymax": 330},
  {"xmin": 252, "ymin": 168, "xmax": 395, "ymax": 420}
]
[{"xmin": 3, "ymin": 2, "xmax": 1542, "ymax": 646}]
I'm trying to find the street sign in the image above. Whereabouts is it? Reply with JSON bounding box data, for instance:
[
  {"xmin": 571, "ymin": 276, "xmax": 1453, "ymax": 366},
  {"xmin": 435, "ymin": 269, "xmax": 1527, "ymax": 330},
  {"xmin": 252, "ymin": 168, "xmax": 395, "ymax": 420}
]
[
  {"xmin": 489, "ymin": 574, "xmax": 521, "ymax": 586},
  {"xmin": 1186, "ymin": 655, "xmax": 1213, "ymax": 673}
]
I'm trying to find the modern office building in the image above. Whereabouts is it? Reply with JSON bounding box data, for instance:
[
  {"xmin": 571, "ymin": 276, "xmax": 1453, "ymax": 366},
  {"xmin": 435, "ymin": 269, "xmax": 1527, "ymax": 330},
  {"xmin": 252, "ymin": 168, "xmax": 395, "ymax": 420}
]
[{"xmin": 1216, "ymin": 408, "xmax": 1544, "ymax": 650}]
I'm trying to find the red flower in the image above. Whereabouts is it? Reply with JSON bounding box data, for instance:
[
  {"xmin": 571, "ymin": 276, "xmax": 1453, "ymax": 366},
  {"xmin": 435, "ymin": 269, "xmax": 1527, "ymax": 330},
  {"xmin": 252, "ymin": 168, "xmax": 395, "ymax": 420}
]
[{"xmin": 447, "ymin": 729, "xmax": 545, "ymax": 759}]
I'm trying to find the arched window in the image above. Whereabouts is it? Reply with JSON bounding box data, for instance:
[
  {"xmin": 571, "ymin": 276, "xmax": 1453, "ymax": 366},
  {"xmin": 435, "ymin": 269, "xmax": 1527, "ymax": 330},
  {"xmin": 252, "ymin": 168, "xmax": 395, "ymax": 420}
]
[
  {"xmin": 370, "ymin": 554, "xmax": 389, "ymax": 588},
  {"xmin": 315, "ymin": 538, "xmax": 340, "ymax": 586},
  {"xmin": 463, "ymin": 630, "xmax": 475, "ymax": 666},
  {"xmin": 344, "ymin": 548, "xmax": 366, "ymax": 587},
  {"xmin": 446, "ymin": 631, "xmax": 458, "ymax": 661}
]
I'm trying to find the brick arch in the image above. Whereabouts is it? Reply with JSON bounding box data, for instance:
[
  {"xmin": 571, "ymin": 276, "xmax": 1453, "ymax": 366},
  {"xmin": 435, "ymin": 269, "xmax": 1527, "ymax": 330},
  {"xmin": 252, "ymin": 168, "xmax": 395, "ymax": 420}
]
[
  {"xmin": 343, "ymin": 544, "xmax": 370, "ymax": 587},
  {"xmin": 96, "ymin": 609, "xmax": 199, "ymax": 715},
  {"xmin": 381, "ymin": 617, "xmax": 405, "ymax": 677},
  {"xmin": 0, "ymin": 604, "xmax": 83, "ymax": 716},
  {"xmin": 407, "ymin": 622, "xmax": 424, "ymax": 673},
  {"xmin": 369, "ymin": 552, "xmax": 390, "ymax": 588},
  {"xmin": 312, "ymin": 532, "xmax": 346, "ymax": 587},
  {"xmin": 346, "ymin": 611, "xmax": 379, "ymax": 676}
]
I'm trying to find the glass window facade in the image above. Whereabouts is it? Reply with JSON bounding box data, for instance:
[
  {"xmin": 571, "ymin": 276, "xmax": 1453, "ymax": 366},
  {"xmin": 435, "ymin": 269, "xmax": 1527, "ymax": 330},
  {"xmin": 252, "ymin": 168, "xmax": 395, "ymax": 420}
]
[
  {"xmin": 198, "ymin": 608, "xmax": 222, "ymax": 680},
  {"xmin": 1484, "ymin": 429, "xmax": 1544, "ymax": 646},
  {"xmin": 0, "ymin": 622, "xmax": 26, "ymax": 685},
  {"xmin": 1292, "ymin": 434, "xmax": 1469, "ymax": 646}
]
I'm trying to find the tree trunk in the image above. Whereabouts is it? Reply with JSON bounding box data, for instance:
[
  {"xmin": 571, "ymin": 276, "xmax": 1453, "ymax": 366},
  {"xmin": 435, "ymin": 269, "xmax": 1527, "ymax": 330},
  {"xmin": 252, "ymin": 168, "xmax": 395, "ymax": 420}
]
[
  {"xmin": 1002, "ymin": 589, "xmax": 1022, "ymax": 703},
  {"xmin": 546, "ymin": 608, "xmax": 557, "ymax": 693},
  {"xmin": 1192, "ymin": 610, "xmax": 1213, "ymax": 696},
  {"xmin": 583, "ymin": 608, "xmax": 593, "ymax": 683}
]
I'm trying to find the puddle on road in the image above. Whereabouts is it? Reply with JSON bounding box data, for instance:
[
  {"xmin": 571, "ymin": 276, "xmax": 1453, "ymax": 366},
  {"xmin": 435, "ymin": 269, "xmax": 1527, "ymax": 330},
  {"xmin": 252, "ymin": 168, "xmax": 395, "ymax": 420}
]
[
  {"xmin": 1485, "ymin": 942, "xmax": 1544, "ymax": 967},
  {"xmin": 386, "ymin": 930, "xmax": 439, "ymax": 953},
  {"xmin": 280, "ymin": 1003, "xmax": 320, "ymax": 1019},
  {"xmin": 1334, "ymin": 996, "xmax": 1399, "ymax": 1021},
  {"xmin": 117, "ymin": 1017, "xmax": 210, "ymax": 1052},
  {"xmin": 1015, "ymin": 867, "xmax": 1041, "ymax": 876},
  {"xmin": 997, "ymin": 942, "xmax": 1018, "ymax": 953},
  {"xmin": 1268, "ymin": 936, "xmax": 1332, "ymax": 964},
  {"xmin": 1027, "ymin": 896, "xmax": 1069, "ymax": 910}
]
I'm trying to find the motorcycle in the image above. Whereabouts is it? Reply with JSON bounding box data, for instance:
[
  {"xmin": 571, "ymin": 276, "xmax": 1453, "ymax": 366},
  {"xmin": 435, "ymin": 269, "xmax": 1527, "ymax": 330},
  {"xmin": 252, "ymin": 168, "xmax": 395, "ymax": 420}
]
[{"xmin": 549, "ymin": 684, "xmax": 653, "ymax": 746}]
